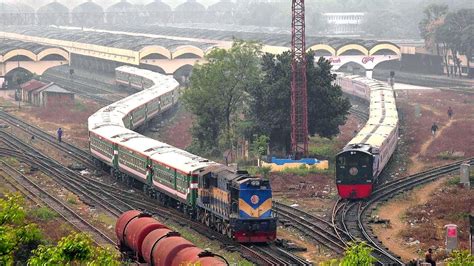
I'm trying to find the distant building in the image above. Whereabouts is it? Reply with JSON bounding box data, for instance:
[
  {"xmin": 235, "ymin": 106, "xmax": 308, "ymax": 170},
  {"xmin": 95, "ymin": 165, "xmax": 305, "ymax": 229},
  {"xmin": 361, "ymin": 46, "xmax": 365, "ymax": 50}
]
[
  {"xmin": 323, "ymin": 12, "xmax": 365, "ymax": 36},
  {"xmin": 19, "ymin": 80, "xmax": 74, "ymax": 107}
]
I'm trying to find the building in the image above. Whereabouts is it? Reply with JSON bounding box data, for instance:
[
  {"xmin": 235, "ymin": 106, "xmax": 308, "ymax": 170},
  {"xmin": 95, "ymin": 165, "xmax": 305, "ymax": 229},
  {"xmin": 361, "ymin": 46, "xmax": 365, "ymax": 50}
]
[
  {"xmin": 323, "ymin": 12, "xmax": 365, "ymax": 36},
  {"xmin": 20, "ymin": 80, "xmax": 48, "ymax": 103},
  {"xmin": 40, "ymin": 84, "xmax": 74, "ymax": 107},
  {"xmin": 19, "ymin": 80, "xmax": 74, "ymax": 107}
]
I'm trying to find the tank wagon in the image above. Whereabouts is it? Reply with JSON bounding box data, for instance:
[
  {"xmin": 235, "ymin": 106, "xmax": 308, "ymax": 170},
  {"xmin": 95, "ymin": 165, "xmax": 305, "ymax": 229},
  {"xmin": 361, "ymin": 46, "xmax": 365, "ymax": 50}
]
[
  {"xmin": 89, "ymin": 66, "xmax": 276, "ymax": 243},
  {"xmin": 334, "ymin": 73, "xmax": 399, "ymax": 199},
  {"xmin": 116, "ymin": 210, "xmax": 227, "ymax": 265}
]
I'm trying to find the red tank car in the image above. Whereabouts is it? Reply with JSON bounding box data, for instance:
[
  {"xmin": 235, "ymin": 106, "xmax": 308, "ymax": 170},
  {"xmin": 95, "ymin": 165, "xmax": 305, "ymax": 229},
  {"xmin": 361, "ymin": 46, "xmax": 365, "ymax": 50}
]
[{"xmin": 115, "ymin": 210, "xmax": 227, "ymax": 266}]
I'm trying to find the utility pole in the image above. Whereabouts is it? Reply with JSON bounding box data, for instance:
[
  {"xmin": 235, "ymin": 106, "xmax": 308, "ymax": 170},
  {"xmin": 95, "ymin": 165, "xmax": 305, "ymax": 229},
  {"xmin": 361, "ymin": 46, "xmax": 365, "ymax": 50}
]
[{"xmin": 290, "ymin": 0, "xmax": 308, "ymax": 159}]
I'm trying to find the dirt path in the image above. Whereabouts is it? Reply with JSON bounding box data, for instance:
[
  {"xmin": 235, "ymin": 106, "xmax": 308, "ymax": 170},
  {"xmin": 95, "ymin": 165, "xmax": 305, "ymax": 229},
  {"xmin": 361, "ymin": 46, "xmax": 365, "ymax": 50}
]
[
  {"xmin": 409, "ymin": 118, "xmax": 456, "ymax": 173},
  {"xmin": 372, "ymin": 178, "xmax": 446, "ymax": 261}
]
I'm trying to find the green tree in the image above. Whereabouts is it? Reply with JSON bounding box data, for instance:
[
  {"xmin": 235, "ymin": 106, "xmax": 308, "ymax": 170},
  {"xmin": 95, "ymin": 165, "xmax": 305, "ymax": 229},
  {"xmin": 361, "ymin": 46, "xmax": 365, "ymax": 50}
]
[
  {"xmin": 183, "ymin": 40, "xmax": 262, "ymax": 155},
  {"xmin": 29, "ymin": 233, "xmax": 119, "ymax": 266},
  {"xmin": 446, "ymin": 249, "xmax": 474, "ymax": 266},
  {"xmin": 247, "ymin": 52, "xmax": 350, "ymax": 153},
  {"xmin": 341, "ymin": 241, "xmax": 375, "ymax": 266},
  {"xmin": 251, "ymin": 135, "xmax": 270, "ymax": 158},
  {"xmin": 419, "ymin": 4, "xmax": 449, "ymax": 54}
]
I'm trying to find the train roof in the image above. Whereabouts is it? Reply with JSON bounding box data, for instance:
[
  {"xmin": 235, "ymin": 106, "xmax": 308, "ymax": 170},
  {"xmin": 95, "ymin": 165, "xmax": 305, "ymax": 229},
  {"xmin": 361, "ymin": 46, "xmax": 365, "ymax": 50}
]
[
  {"xmin": 90, "ymin": 125, "xmax": 131, "ymax": 140},
  {"xmin": 150, "ymin": 148, "xmax": 218, "ymax": 174},
  {"xmin": 118, "ymin": 136, "xmax": 170, "ymax": 154}
]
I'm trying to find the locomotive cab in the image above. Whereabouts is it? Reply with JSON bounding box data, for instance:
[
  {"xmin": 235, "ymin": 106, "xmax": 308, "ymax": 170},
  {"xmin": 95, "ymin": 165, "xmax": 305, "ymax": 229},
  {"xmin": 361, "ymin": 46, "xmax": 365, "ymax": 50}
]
[{"xmin": 336, "ymin": 144, "xmax": 374, "ymax": 199}]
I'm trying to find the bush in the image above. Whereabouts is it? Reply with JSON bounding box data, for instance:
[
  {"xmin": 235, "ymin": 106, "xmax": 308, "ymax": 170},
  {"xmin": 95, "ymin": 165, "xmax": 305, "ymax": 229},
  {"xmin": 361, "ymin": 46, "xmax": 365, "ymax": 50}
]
[{"xmin": 29, "ymin": 207, "xmax": 57, "ymax": 221}]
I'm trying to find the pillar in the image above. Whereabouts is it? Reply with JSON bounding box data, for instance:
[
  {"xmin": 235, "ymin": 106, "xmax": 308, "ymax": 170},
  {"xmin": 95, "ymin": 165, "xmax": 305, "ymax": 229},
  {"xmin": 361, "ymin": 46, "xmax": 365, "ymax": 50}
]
[{"xmin": 366, "ymin": 69, "xmax": 373, "ymax": 79}]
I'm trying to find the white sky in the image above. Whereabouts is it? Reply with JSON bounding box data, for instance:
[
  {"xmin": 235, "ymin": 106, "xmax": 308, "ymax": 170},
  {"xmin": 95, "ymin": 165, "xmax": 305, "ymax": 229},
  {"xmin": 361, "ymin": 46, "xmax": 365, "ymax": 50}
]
[{"xmin": 6, "ymin": 0, "xmax": 227, "ymax": 9}]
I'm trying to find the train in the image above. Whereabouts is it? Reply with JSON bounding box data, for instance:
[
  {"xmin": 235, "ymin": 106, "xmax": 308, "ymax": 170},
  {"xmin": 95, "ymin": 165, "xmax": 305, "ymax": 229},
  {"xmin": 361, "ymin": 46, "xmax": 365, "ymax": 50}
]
[
  {"xmin": 115, "ymin": 66, "xmax": 155, "ymax": 91},
  {"xmin": 334, "ymin": 73, "xmax": 399, "ymax": 199},
  {"xmin": 88, "ymin": 66, "xmax": 276, "ymax": 243},
  {"xmin": 116, "ymin": 210, "xmax": 226, "ymax": 265}
]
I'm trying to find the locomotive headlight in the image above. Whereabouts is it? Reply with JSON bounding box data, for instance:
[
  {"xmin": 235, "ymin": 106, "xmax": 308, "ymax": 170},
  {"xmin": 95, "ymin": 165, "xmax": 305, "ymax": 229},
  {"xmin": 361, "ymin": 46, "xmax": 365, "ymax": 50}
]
[
  {"xmin": 251, "ymin": 181, "xmax": 260, "ymax": 186},
  {"xmin": 349, "ymin": 167, "xmax": 359, "ymax": 176}
]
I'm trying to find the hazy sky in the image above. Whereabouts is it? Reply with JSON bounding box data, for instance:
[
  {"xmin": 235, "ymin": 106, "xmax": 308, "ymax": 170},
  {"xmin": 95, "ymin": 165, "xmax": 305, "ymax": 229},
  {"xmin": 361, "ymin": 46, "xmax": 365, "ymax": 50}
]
[{"xmin": 7, "ymin": 0, "xmax": 227, "ymax": 9}]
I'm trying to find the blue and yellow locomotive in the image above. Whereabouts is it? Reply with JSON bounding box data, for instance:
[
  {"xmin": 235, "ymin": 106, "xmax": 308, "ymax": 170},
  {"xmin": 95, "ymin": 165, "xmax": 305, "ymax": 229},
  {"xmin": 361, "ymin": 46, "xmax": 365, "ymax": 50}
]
[{"xmin": 197, "ymin": 166, "xmax": 276, "ymax": 243}]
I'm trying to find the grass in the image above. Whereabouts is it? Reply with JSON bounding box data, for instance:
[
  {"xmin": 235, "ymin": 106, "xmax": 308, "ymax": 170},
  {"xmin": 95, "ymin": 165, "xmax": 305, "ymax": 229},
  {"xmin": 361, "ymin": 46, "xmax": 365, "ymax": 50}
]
[
  {"xmin": 66, "ymin": 194, "xmax": 78, "ymax": 205},
  {"xmin": 281, "ymin": 164, "xmax": 334, "ymax": 176},
  {"xmin": 29, "ymin": 206, "xmax": 58, "ymax": 221},
  {"xmin": 437, "ymin": 151, "xmax": 465, "ymax": 160},
  {"xmin": 308, "ymin": 136, "xmax": 340, "ymax": 160}
]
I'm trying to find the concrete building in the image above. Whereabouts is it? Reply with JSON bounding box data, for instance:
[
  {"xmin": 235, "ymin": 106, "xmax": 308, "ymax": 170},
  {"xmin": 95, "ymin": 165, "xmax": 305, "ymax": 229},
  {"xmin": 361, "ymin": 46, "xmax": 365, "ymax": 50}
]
[{"xmin": 323, "ymin": 12, "xmax": 365, "ymax": 36}]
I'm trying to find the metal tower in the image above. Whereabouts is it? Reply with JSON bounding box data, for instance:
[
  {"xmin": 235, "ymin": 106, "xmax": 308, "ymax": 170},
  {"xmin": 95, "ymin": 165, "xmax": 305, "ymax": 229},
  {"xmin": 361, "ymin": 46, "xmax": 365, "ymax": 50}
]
[{"xmin": 290, "ymin": 0, "xmax": 308, "ymax": 158}]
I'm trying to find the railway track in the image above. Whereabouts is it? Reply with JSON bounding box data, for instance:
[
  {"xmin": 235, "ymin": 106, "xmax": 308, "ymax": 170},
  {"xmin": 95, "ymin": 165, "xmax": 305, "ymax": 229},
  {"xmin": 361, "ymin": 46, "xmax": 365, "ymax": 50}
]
[
  {"xmin": 42, "ymin": 72, "xmax": 116, "ymax": 105},
  {"xmin": 0, "ymin": 110, "xmax": 96, "ymax": 169},
  {"xmin": 273, "ymin": 202, "xmax": 346, "ymax": 253},
  {"xmin": 0, "ymin": 128, "xmax": 305, "ymax": 264},
  {"xmin": 333, "ymin": 157, "xmax": 474, "ymax": 265},
  {"xmin": 0, "ymin": 159, "xmax": 115, "ymax": 246}
]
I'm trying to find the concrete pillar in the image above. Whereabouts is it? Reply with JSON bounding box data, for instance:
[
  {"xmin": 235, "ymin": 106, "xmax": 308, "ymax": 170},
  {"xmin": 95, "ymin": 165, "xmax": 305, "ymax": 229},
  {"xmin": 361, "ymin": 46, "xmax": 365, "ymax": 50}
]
[
  {"xmin": 366, "ymin": 69, "xmax": 373, "ymax": 79},
  {"xmin": 460, "ymin": 163, "xmax": 471, "ymax": 188},
  {"xmin": 445, "ymin": 224, "xmax": 458, "ymax": 252}
]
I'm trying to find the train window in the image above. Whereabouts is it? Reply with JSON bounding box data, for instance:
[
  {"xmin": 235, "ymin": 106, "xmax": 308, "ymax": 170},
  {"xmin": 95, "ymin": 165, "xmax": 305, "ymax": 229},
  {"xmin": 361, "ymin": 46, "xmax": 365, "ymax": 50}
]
[{"xmin": 338, "ymin": 157, "xmax": 345, "ymax": 165}]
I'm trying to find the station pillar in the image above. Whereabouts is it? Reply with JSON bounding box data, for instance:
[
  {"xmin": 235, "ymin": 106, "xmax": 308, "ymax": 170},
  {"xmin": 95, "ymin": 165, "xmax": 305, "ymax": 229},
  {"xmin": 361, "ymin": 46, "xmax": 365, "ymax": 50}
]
[{"xmin": 366, "ymin": 69, "xmax": 373, "ymax": 79}]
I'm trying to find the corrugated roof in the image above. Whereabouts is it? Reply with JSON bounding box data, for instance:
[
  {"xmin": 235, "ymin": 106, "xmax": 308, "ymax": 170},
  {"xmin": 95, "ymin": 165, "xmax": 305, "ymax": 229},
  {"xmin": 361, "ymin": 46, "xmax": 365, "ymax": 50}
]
[
  {"xmin": 43, "ymin": 84, "xmax": 73, "ymax": 94},
  {"xmin": 20, "ymin": 80, "xmax": 47, "ymax": 92}
]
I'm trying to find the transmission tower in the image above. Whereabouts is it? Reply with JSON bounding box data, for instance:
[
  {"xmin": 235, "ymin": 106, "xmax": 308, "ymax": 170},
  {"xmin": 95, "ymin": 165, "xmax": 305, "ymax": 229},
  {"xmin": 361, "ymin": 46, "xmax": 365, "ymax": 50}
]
[{"xmin": 290, "ymin": 0, "xmax": 308, "ymax": 158}]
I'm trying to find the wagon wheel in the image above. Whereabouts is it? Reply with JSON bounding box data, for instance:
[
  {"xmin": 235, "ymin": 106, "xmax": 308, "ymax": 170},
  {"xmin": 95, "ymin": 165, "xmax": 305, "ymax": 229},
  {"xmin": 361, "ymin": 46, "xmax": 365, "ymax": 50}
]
[{"xmin": 205, "ymin": 214, "xmax": 210, "ymax": 227}]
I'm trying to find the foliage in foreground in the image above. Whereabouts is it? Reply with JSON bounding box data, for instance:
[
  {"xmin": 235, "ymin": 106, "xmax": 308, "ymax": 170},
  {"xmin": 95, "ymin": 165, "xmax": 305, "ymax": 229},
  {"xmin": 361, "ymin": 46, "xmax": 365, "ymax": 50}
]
[
  {"xmin": 0, "ymin": 194, "xmax": 42, "ymax": 265},
  {"xmin": 320, "ymin": 241, "xmax": 375, "ymax": 266},
  {"xmin": 28, "ymin": 233, "xmax": 120, "ymax": 266},
  {"xmin": 446, "ymin": 250, "xmax": 474, "ymax": 266}
]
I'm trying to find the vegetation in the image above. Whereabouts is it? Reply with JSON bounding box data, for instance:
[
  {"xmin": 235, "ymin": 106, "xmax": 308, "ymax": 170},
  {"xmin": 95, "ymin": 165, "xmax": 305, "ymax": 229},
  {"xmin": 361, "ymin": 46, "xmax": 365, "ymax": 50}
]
[
  {"xmin": 28, "ymin": 233, "xmax": 119, "ymax": 266},
  {"xmin": 446, "ymin": 250, "xmax": 474, "ymax": 266},
  {"xmin": 183, "ymin": 40, "xmax": 350, "ymax": 157},
  {"xmin": 320, "ymin": 241, "xmax": 375, "ymax": 266},
  {"xmin": 0, "ymin": 193, "xmax": 119, "ymax": 265},
  {"xmin": 419, "ymin": 6, "xmax": 474, "ymax": 77},
  {"xmin": 0, "ymin": 194, "xmax": 42, "ymax": 265}
]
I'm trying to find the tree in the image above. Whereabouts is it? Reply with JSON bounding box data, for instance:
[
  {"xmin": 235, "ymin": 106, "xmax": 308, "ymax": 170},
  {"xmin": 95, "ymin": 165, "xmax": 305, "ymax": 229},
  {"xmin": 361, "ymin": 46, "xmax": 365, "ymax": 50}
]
[
  {"xmin": 183, "ymin": 40, "xmax": 262, "ymax": 155},
  {"xmin": 28, "ymin": 233, "xmax": 119, "ymax": 266},
  {"xmin": 419, "ymin": 4, "xmax": 449, "ymax": 54},
  {"xmin": 341, "ymin": 241, "xmax": 375, "ymax": 266},
  {"xmin": 247, "ymin": 52, "xmax": 350, "ymax": 153},
  {"xmin": 446, "ymin": 249, "xmax": 474, "ymax": 266}
]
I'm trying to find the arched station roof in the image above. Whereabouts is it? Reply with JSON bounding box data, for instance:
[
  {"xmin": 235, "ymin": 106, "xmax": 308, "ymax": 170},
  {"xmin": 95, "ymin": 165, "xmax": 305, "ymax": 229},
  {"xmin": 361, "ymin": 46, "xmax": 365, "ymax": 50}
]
[
  {"xmin": 0, "ymin": 39, "xmax": 68, "ymax": 62},
  {"xmin": 37, "ymin": 1, "xmax": 69, "ymax": 14},
  {"xmin": 208, "ymin": 0, "xmax": 235, "ymax": 12},
  {"xmin": 175, "ymin": 0, "xmax": 206, "ymax": 12},
  {"xmin": 73, "ymin": 1, "xmax": 104, "ymax": 14},
  {"xmin": 146, "ymin": 0, "xmax": 172, "ymax": 12},
  {"xmin": 107, "ymin": 0, "xmax": 136, "ymax": 12},
  {"xmin": 99, "ymin": 24, "xmax": 401, "ymax": 56},
  {"xmin": 1, "ymin": 26, "xmax": 217, "ymax": 60}
]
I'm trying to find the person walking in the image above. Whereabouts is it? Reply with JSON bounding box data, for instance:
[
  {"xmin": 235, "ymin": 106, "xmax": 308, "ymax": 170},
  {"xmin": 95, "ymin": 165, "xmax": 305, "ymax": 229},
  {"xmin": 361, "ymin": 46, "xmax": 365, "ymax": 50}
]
[
  {"xmin": 447, "ymin": 106, "xmax": 453, "ymax": 119},
  {"xmin": 431, "ymin": 122, "xmax": 438, "ymax": 136},
  {"xmin": 57, "ymin": 127, "xmax": 63, "ymax": 142},
  {"xmin": 425, "ymin": 248, "xmax": 436, "ymax": 266}
]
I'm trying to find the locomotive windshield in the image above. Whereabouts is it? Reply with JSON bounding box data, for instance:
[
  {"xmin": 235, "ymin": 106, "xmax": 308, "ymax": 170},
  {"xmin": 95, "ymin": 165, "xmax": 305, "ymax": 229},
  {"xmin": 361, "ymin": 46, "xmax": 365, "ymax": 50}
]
[{"xmin": 336, "ymin": 151, "xmax": 373, "ymax": 184}]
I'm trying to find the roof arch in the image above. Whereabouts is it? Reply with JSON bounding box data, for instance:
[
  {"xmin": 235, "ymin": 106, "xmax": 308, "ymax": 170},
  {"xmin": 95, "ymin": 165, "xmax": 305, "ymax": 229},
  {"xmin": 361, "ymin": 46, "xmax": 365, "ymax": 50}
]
[
  {"xmin": 37, "ymin": 1, "xmax": 69, "ymax": 14},
  {"xmin": 3, "ymin": 49, "xmax": 37, "ymax": 61},
  {"xmin": 139, "ymin": 45, "xmax": 171, "ymax": 60},
  {"xmin": 175, "ymin": 0, "xmax": 206, "ymax": 12},
  {"xmin": 307, "ymin": 44, "xmax": 336, "ymax": 56},
  {"xmin": 337, "ymin": 44, "xmax": 368, "ymax": 56},
  {"xmin": 146, "ymin": 0, "xmax": 171, "ymax": 12},
  {"xmin": 369, "ymin": 42, "xmax": 401, "ymax": 56},
  {"xmin": 172, "ymin": 45, "xmax": 204, "ymax": 59},
  {"xmin": 73, "ymin": 1, "xmax": 104, "ymax": 14},
  {"xmin": 37, "ymin": 48, "xmax": 69, "ymax": 61}
]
